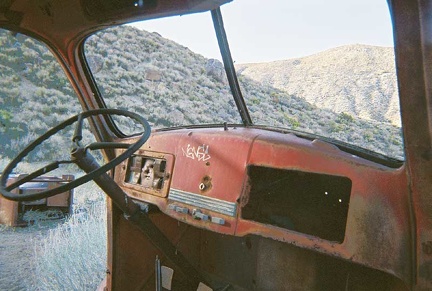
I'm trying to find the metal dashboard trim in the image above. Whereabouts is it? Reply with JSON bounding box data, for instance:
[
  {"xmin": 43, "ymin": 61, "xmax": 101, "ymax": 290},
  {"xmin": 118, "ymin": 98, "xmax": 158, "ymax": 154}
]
[{"xmin": 168, "ymin": 188, "xmax": 237, "ymax": 217}]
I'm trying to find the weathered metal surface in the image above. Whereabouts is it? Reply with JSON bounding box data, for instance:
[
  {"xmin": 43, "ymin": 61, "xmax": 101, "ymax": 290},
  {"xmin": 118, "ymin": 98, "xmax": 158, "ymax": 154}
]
[
  {"xmin": 0, "ymin": 176, "xmax": 19, "ymax": 226},
  {"xmin": 0, "ymin": 174, "xmax": 74, "ymax": 226},
  {"xmin": 113, "ymin": 127, "xmax": 412, "ymax": 286},
  {"xmin": 390, "ymin": 0, "xmax": 432, "ymax": 289},
  {"xmin": 47, "ymin": 175, "xmax": 75, "ymax": 207},
  {"xmin": 109, "ymin": 204, "xmax": 409, "ymax": 290}
]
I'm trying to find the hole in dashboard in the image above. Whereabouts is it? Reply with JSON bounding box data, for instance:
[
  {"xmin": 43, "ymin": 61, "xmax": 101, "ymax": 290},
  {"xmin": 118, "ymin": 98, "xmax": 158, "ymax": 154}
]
[
  {"xmin": 242, "ymin": 166, "xmax": 352, "ymax": 243},
  {"xmin": 125, "ymin": 155, "xmax": 167, "ymax": 190}
]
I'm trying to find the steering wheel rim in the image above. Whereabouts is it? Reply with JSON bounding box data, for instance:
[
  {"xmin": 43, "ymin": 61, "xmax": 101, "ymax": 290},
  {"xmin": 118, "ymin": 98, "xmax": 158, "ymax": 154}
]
[{"xmin": 0, "ymin": 109, "xmax": 151, "ymax": 202}]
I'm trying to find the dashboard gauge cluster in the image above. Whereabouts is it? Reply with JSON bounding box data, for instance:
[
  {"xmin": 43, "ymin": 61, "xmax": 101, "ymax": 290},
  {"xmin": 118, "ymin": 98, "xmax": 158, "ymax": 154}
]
[{"xmin": 119, "ymin": 149, "xmax": 174, "ymax": 198}]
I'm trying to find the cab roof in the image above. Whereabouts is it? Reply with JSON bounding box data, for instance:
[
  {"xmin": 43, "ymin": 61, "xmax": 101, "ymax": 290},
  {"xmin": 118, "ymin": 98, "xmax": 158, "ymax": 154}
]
[{"xmin": 0, "ymin": 0, "xmax": 231, "ymax": 49}]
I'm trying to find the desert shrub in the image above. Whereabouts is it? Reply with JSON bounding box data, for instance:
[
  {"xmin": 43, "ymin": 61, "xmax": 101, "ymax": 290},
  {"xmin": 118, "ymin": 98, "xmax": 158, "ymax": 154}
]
[
  {"xmin": 24, "ymin": 182, "xmax": 107, "ymax": 291},
  {"xmin": 337, "ymin": 112, "xmax": 354, "ymax": 123}
]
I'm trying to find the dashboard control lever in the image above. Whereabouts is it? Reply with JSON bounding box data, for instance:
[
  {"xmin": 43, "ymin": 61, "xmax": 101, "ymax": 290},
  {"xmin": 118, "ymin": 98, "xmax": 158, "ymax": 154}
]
[
  {"xmin": 192, "ymin": 209, "xmax": 209, "ymax": 221},
  {"xmin": 211, "ymin": 216, "xmax": 225, "ymax": 225},
  {"xmin": 168, "ymin": 204, "xmax": 189, "ymax": 214}
]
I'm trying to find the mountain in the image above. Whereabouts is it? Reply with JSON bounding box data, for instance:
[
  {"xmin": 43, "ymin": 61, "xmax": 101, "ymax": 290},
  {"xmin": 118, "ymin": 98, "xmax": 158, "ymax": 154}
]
[
  {"xmin": 236, "ymin": 45, "xmax": 400, "ymax": 126},
  {"xmin": 0, "ymin": 27, "xmax": 404, "ymax": 163}
]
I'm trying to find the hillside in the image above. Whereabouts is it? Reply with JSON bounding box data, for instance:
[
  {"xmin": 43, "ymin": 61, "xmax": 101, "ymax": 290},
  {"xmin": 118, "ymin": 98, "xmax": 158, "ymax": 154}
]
[
  {"xmin": 0, "ymin": 27, "xmax": 404, "ymax": 163},
  {"xmin": 237, "ymin": 45, "xmax": 400, "ymax": 126}
]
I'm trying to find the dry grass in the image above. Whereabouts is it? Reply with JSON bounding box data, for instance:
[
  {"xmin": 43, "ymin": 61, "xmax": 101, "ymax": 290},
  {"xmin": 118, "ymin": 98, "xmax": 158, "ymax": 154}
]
[{"xmin": 0, "ymin": 181, "xmax": 108, "ymax": 291}]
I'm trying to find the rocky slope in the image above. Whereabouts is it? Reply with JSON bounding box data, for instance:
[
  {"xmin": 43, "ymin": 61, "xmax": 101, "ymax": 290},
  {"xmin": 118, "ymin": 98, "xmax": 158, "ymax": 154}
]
[{"xmin": 237, "ymin": 45, "xmax": 400, "ymax": 126}]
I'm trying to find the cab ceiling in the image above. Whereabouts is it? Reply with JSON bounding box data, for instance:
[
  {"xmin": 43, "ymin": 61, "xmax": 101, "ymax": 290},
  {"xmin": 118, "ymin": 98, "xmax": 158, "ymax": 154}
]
[{"xmin": 0, "ymin": 0, "xmax": 231, "ymax": 43}]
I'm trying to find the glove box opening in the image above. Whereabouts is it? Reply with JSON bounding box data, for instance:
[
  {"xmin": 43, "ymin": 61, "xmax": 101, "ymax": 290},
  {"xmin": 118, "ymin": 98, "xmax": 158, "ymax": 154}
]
[{"xmin": 242, "ymin": 166, "xmax": 352, "ymax": 243}]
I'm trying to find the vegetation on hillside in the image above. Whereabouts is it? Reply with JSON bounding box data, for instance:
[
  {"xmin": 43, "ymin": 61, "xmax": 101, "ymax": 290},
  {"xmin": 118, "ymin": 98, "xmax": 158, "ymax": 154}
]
[
  {"xmin": 87, "ymin": 26, "xmax": 403, "ymax": 159},
  {"xmin": 0, "ymin": 30, "xmax": 82, "ymax": 162},
  {"xmin": 0, "ymin": 26, "xmax": 404, "ymax": 163},
  {"xmin": 85, "ymin": 26, "xmax": 241, "ymax": 131}
]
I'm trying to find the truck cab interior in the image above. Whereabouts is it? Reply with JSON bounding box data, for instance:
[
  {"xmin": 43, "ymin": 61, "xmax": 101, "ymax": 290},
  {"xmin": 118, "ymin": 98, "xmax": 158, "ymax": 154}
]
[{"xmin": 1, "ymin": 0, "xmax": 432, "ymax": 290}]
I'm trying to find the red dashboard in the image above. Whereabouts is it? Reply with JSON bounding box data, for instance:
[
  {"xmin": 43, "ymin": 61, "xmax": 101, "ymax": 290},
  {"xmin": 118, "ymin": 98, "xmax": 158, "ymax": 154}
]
[{"xmin": 114, "ymin": 126, "xmax": 411, "ymax": 280}]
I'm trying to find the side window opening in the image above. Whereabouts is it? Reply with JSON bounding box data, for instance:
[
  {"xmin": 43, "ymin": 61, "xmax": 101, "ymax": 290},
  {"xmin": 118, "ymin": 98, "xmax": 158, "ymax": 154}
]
[{"xmin": 0, "ymin": 29, "xmax": 85, "ymax": 171}]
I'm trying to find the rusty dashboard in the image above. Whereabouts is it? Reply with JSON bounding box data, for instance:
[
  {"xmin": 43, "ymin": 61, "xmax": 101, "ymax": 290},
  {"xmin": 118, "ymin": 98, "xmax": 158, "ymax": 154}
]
[{"xmin": 114, "ymin": 127, "xmax": 411, "ymax": 279}]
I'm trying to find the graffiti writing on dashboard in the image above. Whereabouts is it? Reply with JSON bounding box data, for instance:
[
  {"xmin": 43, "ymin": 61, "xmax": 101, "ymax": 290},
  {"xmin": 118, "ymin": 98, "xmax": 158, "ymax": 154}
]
[{"xmin": 182, "ymin": 144, "xmax": 211, "ymax": 162}]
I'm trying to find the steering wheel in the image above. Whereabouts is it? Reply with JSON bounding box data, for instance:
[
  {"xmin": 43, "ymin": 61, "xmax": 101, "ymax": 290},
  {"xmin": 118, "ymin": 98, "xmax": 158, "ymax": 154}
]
[{"xmin": 0, "ymin": 109, "xmax": 151, "ymax": 202}]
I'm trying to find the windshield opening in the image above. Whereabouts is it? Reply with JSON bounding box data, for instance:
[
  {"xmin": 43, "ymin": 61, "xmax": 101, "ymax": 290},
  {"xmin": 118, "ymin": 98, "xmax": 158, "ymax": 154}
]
[
  {"xmin": 84, "ymin": 0, "xmax": 404, "ymax": 161},
  {"xmin": 84, "ymin": 12, "xmax": 242, "ymax": 135}
]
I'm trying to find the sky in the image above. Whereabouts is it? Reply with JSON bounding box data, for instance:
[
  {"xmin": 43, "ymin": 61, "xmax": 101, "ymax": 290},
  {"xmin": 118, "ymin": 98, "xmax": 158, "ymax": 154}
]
[{"xmin": 132, "ymin": 0, "xmax": 394, "ymax": 64}]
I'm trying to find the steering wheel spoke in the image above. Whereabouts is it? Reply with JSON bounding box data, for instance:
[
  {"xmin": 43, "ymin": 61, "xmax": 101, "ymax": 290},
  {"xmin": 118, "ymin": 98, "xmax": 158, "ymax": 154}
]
[
  {"xmin": 85, "ymin": 142, "xmax": 131, "ymax": 151},
  {"xmin": 5, "ymin": 160, "xmax": 74, "ymax": 191}
]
